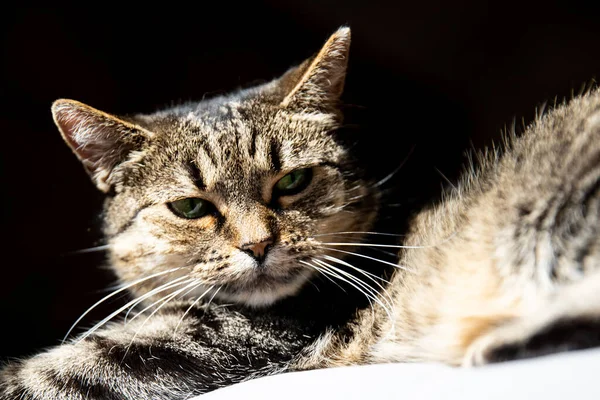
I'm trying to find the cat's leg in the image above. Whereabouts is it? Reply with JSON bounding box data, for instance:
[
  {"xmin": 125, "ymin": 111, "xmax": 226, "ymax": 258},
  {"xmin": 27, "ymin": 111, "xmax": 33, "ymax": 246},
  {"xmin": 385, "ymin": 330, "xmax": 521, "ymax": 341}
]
[
  {"xmin": 463, "ymin": 269, "xmax": 600, "ymax": 366},
  {"xmin": 0, "ymin": 303, "xmax": 310, "ymax": 400}
]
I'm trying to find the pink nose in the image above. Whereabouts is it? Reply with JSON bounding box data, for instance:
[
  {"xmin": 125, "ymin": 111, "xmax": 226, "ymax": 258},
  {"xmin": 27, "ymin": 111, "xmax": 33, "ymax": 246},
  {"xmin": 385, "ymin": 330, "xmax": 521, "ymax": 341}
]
[{"xmin": 240, "ymin": 238, "xmax": 273, "ymax": 260}]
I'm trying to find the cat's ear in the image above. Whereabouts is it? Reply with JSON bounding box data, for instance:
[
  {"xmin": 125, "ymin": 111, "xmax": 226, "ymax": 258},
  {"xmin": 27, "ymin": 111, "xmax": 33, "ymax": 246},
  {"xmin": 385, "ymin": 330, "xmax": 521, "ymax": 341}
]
[
  {"xmin": 52, "ymin": 99, "xmax": 152, "ymax": 193},
  {"xmin": 279, "ymin": 27, "xmax": 350, "ymax": 112}
]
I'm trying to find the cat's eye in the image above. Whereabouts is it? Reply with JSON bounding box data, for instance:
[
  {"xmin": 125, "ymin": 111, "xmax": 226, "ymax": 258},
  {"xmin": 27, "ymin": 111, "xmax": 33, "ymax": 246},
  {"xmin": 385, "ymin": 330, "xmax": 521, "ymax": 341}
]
[
  {"xmin": 168, "ymin": 198, "xmax": 213, "ymax": 219},
  {"xmin": 274, "ymin": 168, "xmax": 313, "ymax": 197}
]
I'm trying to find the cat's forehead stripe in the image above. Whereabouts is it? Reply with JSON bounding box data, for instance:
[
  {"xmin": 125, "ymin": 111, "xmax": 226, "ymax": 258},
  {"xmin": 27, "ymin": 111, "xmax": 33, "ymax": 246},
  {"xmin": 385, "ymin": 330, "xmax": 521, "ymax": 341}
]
[
  {"xmin": 269, "ymin": 138, "xmax": 282, "ymax": 172},
  {"xmin": 248, "ymin": 126, "xmax": 259, "ymax": 158},
  {"xmin": 200, "ymin": 139, "xmax": 218, "ymax": 166},
  {"xmin": 188, "ymin": 162, "xmax": 205, "ymax": 190}
]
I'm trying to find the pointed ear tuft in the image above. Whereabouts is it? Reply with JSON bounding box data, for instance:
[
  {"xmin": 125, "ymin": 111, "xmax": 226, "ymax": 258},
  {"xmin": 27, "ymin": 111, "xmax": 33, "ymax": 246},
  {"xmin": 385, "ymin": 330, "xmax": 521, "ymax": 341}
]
[
  {"xmin": 280, "ymin": 27, "xmax": 351, "ymax": 111},
  {"xmin": 52, "ymin": 99, "xmax": 151, "ymax": 193}
]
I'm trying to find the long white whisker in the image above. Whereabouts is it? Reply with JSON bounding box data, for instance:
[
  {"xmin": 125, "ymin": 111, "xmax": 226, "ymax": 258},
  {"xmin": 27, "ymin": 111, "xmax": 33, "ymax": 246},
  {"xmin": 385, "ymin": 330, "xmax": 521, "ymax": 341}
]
[
  {"xmin": 312, "ymin": 259, "xmax": 393, "ymax": 311},
  {"xmin": 304, "ymin": 262, "xmax": 347, "ymax": 292},
  {"xmin": 75, "ymin": 276, "xmax": 191, "ymax": 343},
  {"xmin": 322, "ymin": 247, "xmax": 411, "ymax": 271},
  {"xmin": 300, "ymin": 260, "xmax": 372, "ymax": 304},
  {"xmin": 174, "ymin": 285, "xmax": 215, "ymax": 334},
  {"xmin": 313, "ymin": 259, "xmax": 396, "ymax": 338},
  {"xmin": 121, "ymin": 283, "xmax": 195, "ymax": 361},
  {"xmin": 322, "ymin": 242, "xmax": 430, "ymax": 249},
  {"xmin": 315, "ymin": 258, "xmax": 395, "ymax": 323},
  {"xmin": 127, "ymin": 279, "xmax": 198, "ymax": 325},
  {"xmin": 122, "ymin": 276, "xmax": 194, "ymax": 323},
  {"xmin": 321, "ymin": 255, "xmax": 390, "ymax": 284},
  {"xmin": 303, "ymin": 259, "xmax": 385, "ymax": 308},
  {"xmin": 323, "ymin": 231, "xmax": 457, "ymax": 250},
  {"xmin": 203, "ymin": 286, "xmax": 221, "ymax": 310},
  {"xmin": 63, "ymin": 267, "xmax": 182, "ymax": 342},
  {"xmin": 313, "ymin": 231, "xmax": 405, "ymax": 238},
  {"xmin": 305, "ymin": 260, "xmax": 378, "ymax": 311},
  {"xmin": 177, "ymin": 281, "xmax": 205, "ymax": 301},
  {"xmin": 126, "ymin": 274, "xmax": 201, "ymax": 320},
  {"xmin": 301, "ymin": 260, "xmax": 349, "ymax": 291},
  {"xmin": 69, "ymin": 244, "xmax": 111, "ymax": 254},
  {"xmin": 123, "ymin": 278, "xmax": 197, "ymax": 324}
]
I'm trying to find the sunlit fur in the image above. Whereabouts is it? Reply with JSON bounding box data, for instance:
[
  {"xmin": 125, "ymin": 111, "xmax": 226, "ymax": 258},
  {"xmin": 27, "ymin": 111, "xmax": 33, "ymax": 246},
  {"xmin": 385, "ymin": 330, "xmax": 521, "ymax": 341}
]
[
  {"xmin": 298, "ymin": 86, "xmax": 600, "ymax": 368},
  {"xmin": 51, "ymin": 27, "xmax": 378, "ymax": 308},
  {"xmin": 2, "ymin": 28, "xmax": 600, "ymax": 400}
]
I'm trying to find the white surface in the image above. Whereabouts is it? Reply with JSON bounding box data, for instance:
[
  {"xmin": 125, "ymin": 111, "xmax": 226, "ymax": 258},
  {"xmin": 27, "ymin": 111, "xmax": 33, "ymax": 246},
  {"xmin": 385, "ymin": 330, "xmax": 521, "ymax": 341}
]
[{"xmin": 197, "ymin": 348, "xmax": 600, "ymax": 399}]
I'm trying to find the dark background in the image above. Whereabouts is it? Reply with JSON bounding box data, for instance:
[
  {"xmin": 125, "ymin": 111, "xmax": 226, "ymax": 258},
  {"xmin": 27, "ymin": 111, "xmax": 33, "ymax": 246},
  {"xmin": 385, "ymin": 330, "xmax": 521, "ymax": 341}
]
[{"xmin": 2, "ymin": 1, "xmax": 600, "ymax": 359}]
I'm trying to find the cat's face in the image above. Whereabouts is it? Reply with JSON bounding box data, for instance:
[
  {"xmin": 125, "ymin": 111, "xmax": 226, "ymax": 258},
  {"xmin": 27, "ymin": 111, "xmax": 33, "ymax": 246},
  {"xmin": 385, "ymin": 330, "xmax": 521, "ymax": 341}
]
[{"xmin": 53, "ymin": 28, "xmax": 378, "ymax": 306}]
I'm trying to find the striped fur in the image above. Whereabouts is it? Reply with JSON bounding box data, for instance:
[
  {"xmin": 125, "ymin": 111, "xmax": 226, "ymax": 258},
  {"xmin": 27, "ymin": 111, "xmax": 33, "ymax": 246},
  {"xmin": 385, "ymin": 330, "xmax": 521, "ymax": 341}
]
[{"xmin": 3, "ymin": 28, "xmax": 600, "ymax": 399}]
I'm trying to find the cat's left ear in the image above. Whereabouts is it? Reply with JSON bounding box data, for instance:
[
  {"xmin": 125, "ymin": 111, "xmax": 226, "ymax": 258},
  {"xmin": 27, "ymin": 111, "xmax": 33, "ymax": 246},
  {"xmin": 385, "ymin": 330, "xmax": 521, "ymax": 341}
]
[
  {"xmin": 52, "ymin": 99, "xmax": 153, "ymax": 193},
  {"xmin": 279, "ymin": 27, "xmax": 351, "ymax": 112}
]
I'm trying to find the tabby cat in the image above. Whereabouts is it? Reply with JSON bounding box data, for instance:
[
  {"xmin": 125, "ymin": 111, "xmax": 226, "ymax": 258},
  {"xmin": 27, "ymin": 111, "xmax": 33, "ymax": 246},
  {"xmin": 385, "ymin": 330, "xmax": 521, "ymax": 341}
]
[{"xmin": 2, "ymin": 27, "xmax": 600, "ymax": 399}]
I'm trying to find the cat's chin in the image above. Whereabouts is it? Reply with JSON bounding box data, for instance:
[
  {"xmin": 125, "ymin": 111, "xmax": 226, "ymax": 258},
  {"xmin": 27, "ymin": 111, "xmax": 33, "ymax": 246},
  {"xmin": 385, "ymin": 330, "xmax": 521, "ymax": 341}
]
[{"xmin": 188, "ymin": 273, "xmax": 310, "ymax": 308}]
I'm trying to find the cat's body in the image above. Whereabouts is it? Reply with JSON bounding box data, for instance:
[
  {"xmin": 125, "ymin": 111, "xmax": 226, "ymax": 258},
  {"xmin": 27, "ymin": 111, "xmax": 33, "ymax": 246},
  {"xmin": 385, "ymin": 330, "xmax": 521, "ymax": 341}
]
[
  {"xmin": 297, "ymin": 88, "xmax": 600, "ymax": 368},
  {"xmin": 2, "ymin": 28, "xmax": 600, "ymax": 399}
]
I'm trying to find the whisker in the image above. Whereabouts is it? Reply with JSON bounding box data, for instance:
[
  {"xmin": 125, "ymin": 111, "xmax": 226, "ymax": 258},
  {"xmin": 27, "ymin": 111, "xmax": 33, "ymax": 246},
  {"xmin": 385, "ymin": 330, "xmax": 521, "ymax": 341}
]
[
  {"xmin": 322, "ymin": 231, "xmax": 458, "ymax": 250},
  {"xmin": 300, "ymin": 260, "xmax": 374, "ymax": 308},
  {"xmin": 75, "ymin": 276, "xmax": 192, "ymax": 343},
  {"xmin": 321, "ymin": 255, "xmax": 390, "ymax": 284},
  {"xmin": 303, "ymin": 262, "xmax": 347, "ymax": 292},
  {"xmin": 203, "ymin": 286, "xmax": 221, "ymax": 310},
  {"xmin": 434, "ymin": 167, "xmax": 458, "ymax": 191},
  {"xmin": 121, "ymin": 283, "xmax": 196, "ymax": 361},
  {"xmin": 369, "ymin": 247, "xmax": 399, "ymax": 258},
  {"xmin": 63, "ymin": 267, "xmax": 182, "ymax": 343},
  {"xmin": 306, "ymin": 277, "xmax": 321, "ymax": 292},
  {"xmin": 173, "ymin": 285, "xmax": 215, "ymax": 334},
  {"xmin": 127, "ymin": 279, "xmax": 199, "ymax": 325},
  {"xmin": 323, "ymin": 242, "xmax": 431, "ymax": 249},
  {"xmin": 313, "ymin": 259, "xmax": 394, "ymax": 311},
  {"xmin": 124, "ymin": 277, "xmax": 196, "ymax": 324},
  {"xmin": 313, "ymin": 258, "xmax": 396, "ymax": 338},
  {"xmin": 321, "ymin": 247, "xmax": 410, "ymax": 271},
  {"xmin": 309, "ymin": 260, "xmax": 395, "ymax": 329},
  {"xmin": 67, "ymin": 244, "xmax": 111, "ymax": 255},
  {"xmin": 313, "ymin": 231, "xmax": 406, "ymax": 238},
  {"xmin": 373, "ymin": 145, "xmax": 415, "ymax": 188}
]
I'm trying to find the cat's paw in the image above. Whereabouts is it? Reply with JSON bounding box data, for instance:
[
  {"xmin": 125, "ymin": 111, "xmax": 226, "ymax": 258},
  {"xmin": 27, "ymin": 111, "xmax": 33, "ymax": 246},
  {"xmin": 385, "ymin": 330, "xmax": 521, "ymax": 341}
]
[
  {"xmin": 463, "ymin": 315, "xmax": 600, "ymax": 366},
  {"xmin": 465, "ymin": 269, "xmax": 600, "ymax": 366}
]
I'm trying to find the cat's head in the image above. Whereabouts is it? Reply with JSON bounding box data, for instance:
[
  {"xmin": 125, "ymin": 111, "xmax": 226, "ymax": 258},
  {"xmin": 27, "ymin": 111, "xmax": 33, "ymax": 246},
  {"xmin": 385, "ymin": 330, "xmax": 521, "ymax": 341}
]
[{"xmin": 52, "ymin": 27, "xmax": 379, "ymax": 307}]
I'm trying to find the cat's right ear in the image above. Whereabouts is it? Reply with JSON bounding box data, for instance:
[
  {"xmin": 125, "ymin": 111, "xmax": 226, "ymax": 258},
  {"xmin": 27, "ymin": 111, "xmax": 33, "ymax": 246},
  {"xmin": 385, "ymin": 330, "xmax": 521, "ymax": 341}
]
[
  {"xmin": 52, "ymin": 99, "xmax": 153, "ymax": 193},
  {"xmin": 278, "ymin": 27, "xmax": 351, "ymax": 113}
]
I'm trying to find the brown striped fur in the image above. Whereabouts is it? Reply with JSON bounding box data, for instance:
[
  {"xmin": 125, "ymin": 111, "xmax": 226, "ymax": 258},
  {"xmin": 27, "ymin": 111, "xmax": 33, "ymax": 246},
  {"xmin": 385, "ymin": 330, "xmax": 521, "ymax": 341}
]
[{"xmin": 2, "ymin": 27, "xmax": 600, "ymax": 399}]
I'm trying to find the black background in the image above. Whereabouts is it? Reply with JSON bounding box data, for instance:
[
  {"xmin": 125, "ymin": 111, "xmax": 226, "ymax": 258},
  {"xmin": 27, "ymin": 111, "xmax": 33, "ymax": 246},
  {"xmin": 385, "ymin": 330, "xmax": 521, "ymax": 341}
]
[{"xmin": 2, "ymin": 1, "xmax": 600, "ymax": 359}]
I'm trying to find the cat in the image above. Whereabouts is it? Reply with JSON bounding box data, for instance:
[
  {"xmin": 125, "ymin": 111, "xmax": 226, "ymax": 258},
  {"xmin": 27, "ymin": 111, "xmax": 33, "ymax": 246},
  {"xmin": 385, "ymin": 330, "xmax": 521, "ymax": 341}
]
[{"xmin": 2, "ymin": 27, "xmax": 600, "ymax": 399}]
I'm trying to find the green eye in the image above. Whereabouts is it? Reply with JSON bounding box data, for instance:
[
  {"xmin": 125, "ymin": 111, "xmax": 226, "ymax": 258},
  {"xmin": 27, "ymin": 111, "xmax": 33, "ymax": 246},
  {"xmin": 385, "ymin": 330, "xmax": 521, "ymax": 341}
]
[
  {"xmin": 168, "ymin": 198, "xmax": 212, "ymax": 219},
  {"xmin": 274, "ymin": 168, "xmax": 313, "ymax": 196}
]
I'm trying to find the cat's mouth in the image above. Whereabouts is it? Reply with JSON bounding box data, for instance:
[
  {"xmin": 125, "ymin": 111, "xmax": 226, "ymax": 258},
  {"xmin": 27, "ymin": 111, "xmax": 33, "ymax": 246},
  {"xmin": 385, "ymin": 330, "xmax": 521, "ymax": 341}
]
[
  {"xmin": 187, "ymin": 249, "xmax": 315, "ymax": 307},
  {"xmin": 188, "ymin": 266, "xmax": 310, "ymax": 307}
]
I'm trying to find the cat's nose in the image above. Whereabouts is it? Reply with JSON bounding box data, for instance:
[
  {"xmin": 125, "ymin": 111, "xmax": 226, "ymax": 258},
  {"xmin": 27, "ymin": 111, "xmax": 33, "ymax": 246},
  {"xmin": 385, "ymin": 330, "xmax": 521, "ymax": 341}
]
[{"xmin": 240, "ymin": 238, "xmax": 273, "ymax": 262}]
